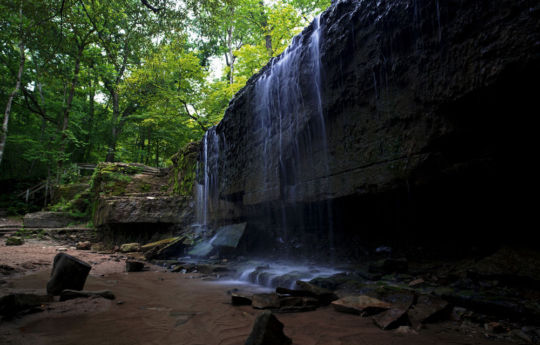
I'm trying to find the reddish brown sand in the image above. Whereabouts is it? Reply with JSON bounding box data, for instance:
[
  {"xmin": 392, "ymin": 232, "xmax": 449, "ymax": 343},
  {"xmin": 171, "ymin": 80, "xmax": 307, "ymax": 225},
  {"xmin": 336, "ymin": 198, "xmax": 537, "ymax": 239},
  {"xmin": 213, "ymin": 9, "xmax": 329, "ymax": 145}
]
[{"xmin": 1, "ymin": 240, "xmax": 515, "ymax": 345}]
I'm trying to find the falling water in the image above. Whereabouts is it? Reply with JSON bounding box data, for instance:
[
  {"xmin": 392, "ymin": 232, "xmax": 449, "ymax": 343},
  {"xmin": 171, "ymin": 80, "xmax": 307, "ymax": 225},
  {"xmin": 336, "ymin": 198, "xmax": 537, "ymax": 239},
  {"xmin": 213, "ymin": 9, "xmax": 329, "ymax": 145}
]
[
  {"xmin": 194, "ymin": 127, "xmax": 221, "ymax": 233},
  {"xmin": 251, "ymin": 15, "xmax": 335, "ymax": 255}
]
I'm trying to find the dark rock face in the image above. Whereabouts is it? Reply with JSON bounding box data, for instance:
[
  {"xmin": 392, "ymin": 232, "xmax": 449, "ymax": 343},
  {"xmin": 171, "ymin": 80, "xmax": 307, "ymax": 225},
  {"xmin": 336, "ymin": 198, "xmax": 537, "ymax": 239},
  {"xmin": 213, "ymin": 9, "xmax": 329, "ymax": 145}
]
[
  {"xmin": 196, "ymin": 0, "xmax": 540, "ymax": 257},
  {"xmin": 46, "ymin": 253, "xmax": 91, "ymax": 295},
  {"xmin": 125, "ymin": 260, "xmax": 145, "ymax": 272}
]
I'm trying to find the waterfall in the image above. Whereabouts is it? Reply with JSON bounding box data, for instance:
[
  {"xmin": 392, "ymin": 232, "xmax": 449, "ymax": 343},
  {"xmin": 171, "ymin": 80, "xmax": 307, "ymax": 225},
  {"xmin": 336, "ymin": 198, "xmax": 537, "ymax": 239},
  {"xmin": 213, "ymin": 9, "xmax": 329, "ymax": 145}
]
[
  {"xmin": 195, "ymin": 127, "xmax": 221, "ymax": 232},
  {"xmin": 251, "ymin": 15, "xmax": 334, "ymax": 253}
]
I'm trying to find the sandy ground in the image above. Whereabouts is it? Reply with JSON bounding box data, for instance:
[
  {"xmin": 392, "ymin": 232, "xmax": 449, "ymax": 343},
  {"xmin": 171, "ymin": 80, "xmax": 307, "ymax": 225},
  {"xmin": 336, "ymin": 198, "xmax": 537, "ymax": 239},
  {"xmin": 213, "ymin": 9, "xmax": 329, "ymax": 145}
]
[{"xmin": 0, "ymin": 240, "xmax": 515, "ymax": 345}]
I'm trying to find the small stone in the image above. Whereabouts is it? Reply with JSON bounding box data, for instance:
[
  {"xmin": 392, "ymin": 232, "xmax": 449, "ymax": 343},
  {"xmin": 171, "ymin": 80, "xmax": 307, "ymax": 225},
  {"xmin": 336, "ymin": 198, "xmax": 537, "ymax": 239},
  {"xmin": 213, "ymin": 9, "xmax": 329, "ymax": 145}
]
[
  {"xmin": 5, "ymin": 236, "xmax": 24, "ymax": 246},
  {"xmin": 56, "ymin": 247, "xmax": 68, "ymax": 252},
  {"xmin": 116, "ymin": 300, "xmax": 124, "ymax": 305},
  {"xmin": 76, "ymin": 241, "xmax": 91, "ymax": 250},
  {"xmin": 252, "ymin": 293, "xmax": 280, "ymax": 309},
  {"xmin": 245, "ymin": 310, "xmax": 292, "ymax": 345},
  {"xmin": 120, "ymin": 243, "xmax": 141, "ymax": 253},
  {"xmin": 126, "ymin": 260, "xmax": 145, "ymax": 272}
]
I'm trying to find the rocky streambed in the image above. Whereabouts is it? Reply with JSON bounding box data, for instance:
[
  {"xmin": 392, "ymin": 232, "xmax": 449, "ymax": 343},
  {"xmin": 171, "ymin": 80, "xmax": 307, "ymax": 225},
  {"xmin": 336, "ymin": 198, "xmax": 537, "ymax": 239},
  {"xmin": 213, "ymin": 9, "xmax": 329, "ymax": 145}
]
[{"xmin": 2, "ymin": 236, "xmax": 539, "ymax": 345}]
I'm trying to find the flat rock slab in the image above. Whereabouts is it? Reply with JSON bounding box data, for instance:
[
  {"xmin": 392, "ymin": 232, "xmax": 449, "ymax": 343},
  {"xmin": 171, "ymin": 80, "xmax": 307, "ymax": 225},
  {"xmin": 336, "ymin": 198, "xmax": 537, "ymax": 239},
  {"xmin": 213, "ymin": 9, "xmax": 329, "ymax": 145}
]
[
  {"xmin": 252, "ymin": 293, "xmax": 280, "ymax": 309},
  {"xmin": 60, "ymin": 289, "xmax": 115, "ymax": 301},
  {"xmin": 332, "ymin": 295, "xmax": 391, "ymax": 315},
  {"xmin": 232, "ymin": 293, "xmax": 253, "ymax": 306},
  {"xmin": 47, "ymin": 253, "xmax": 91, "ymax": 296},
  {"xmin": 373, "ymin": 308, "xmax": 409, "ymax": 330},
  {"xmin": 245, "ymin": 310, "xmax": 292, "ymax": 345},
  {"xmin": 211, "ymin": 222, "xmax": 247, "ymax": 248},
  {"xmin": 23, "ymin": 211, "xmax": 82, "ymax": 228},
  {"xmin": 188, "ymin": 241, "xmax": 214, "ymax": 257}
]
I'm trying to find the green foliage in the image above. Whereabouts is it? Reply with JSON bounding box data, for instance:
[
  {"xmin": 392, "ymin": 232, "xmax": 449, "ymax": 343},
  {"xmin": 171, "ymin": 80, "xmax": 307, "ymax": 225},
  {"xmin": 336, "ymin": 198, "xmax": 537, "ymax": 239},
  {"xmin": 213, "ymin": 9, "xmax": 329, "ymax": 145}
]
[{"xmin": 0, "ymin": 0, "xmax": 332, "ymax": 189}]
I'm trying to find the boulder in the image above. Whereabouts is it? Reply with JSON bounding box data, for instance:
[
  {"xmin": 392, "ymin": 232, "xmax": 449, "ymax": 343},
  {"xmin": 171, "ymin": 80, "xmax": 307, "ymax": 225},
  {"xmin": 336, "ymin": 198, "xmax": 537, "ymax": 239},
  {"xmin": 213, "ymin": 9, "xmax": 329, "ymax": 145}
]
[
  {"xmin": 188, "ymin": 241, "xmax": 215, "ymax": 257},
  {"xmin": 23, "ymin": 211, "xmax": 81, "ymax": 228},
  {"xmin": 120, "ymin": 243, "xmax": 141, "ymax": 253},
  {"xmin": 0, "ymin": 293, "xmax": 53, "ymax": 317},
  {"xmin": 408, "ymin": 295, "xmax": 451, "ymax": 329},
  {"xmin": 332, "ymin": 295, "xmax": 391, "ymax": 315},
  {"xmin": 372, "ymin": 308, "xmax": 409, "ymax": 330},
  {"xmin": 245, "ymin": 310, "xmax": 292, "ymax": 345},
  {"xmin": 252, "ymin": 293, "xmax": 281, "ymax": 309},
  {"xmin": 126, "ymin": 260, "xmax": 145, "ymax": 272},
  {"xmin": 5, "ymin": 236, "xmax": 24, "ymax": 246},
  {"xmin": 76, "ymin": 241, "xmax": 91, "ymax": 250},
  {"xmin": 59, "ymin": 289, "xmax": 115, "ymax": 301},
  {"xmin": 46, "ymin": 253, "xmax": 91, "ymax": 295}
]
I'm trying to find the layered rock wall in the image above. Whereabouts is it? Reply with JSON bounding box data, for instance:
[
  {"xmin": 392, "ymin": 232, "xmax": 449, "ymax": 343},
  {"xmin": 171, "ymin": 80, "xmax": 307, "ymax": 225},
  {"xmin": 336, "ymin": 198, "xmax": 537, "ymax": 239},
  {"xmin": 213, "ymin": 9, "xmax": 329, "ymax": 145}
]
[{"xmin": 199, "ymin": 0, "xmax": 540, "ymax": 255}]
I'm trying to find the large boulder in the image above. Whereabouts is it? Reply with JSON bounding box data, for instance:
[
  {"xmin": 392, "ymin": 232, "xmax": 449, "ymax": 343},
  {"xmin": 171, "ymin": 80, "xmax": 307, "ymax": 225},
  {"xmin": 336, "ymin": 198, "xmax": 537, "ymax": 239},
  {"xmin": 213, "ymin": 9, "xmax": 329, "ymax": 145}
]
[
  {"xmin": 46, "ymin": 253, "xmax": 91, "ymax": 295},
  {"xmin": 23, "ymin": 211, "xmax": 82, "ymax": 228}
]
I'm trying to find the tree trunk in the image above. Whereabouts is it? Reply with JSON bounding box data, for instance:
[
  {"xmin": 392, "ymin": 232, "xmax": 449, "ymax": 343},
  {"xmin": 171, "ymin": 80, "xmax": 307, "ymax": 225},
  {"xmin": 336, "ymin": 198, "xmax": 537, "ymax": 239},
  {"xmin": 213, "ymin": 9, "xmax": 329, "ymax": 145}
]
[
  {"xmin": 106, "ymin": 90, "xmax": 120, "ymax": 162},
  {"xmin": 0, "ymin": 3, "xmax": 25, "ymax": 167},
  {"xmin": 57, "ymin": 44, "xmax": 84, "ymax": 171},
  {"xmin": 259, "ymin": 1, "xmax": 273, "ymax": 56}
]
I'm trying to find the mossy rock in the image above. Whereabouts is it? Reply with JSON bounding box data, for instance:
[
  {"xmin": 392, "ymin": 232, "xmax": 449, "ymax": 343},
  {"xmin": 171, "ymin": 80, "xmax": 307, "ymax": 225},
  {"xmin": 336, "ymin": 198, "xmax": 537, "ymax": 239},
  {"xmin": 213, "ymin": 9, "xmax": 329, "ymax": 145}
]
[{"xmin": 6, "ymin": 236, "xmax": 24, "ymax": 246}]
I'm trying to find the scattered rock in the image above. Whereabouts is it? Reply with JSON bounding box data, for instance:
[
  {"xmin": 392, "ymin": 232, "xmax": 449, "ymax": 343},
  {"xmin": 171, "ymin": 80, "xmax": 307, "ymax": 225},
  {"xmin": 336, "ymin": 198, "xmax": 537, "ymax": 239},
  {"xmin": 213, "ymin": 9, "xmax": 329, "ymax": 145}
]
[
  {"xmin": 46, "ymin": 253, "xmax": 92, "ymax": 295},
  {"xmin": 372, "ymin": 308, "xmax": 409, "ymax": 330},
  {"xmin": 76, "ymin": 241, "xmax": 92, "ymax": 250},
  {"xmin": 245, "ymin": 310, "xmax": 292, "ymax": 345},
  {"xmin": 408, "ymin": 295, "xmax": 451, "ymax": 329},
  {"xmin": 332, "ymin": 295, "xmax": 391, "ymax": 315},
  {"xmin": 126, "ymin": 260, "xmax": 145, "ymax": 272},
  {"xmin": 120, "ymin": 243, "xmax": 141, "ymax": 253},
  {"xmin": 59, "ymin": 289, "xmax": 115, "ymax": 301},
  {"xmin": 252, "ymin": 293, "xmax": 280, "ymax": 309},
  {"xmin": 0, "ymin": 293, "xmax": 53, "ymax": 317},
  {"xmin": 232, "ymin": 293, "xmax": 252, "ymax": 306},
  {"xmin": 56, "ymin": 247, "xmax": 68, "ymax": 252},
  {"xmin": 5, "ymin": 236, "xmax": 24, "ymax": 246}
]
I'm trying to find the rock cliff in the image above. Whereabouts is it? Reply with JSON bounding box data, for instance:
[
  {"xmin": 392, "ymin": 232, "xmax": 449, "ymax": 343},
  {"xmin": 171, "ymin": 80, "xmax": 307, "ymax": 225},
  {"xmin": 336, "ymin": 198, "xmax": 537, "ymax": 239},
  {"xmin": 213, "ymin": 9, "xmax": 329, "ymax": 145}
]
[{"xmin": 198, "ymin": 0, "xmax": 540, "ymax": 257}]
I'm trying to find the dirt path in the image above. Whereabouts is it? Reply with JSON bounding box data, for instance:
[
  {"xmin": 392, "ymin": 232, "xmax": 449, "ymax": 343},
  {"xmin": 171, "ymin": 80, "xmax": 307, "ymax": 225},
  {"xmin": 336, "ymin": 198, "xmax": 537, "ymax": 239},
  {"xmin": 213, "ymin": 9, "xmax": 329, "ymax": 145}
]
[{"xmin": 0, "ymin": 240, "xmax": 515, "ymax": 345}]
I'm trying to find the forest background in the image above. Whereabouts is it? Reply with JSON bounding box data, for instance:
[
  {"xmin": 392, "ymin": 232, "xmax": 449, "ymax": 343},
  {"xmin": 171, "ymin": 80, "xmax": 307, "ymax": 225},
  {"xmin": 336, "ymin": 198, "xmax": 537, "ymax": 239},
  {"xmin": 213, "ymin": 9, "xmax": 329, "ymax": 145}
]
[{"xmin": 0, "ymin": 0, "xmax": 329, "ymax": 191}]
